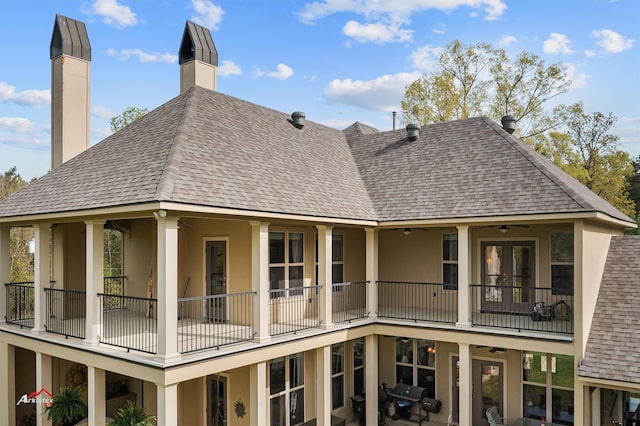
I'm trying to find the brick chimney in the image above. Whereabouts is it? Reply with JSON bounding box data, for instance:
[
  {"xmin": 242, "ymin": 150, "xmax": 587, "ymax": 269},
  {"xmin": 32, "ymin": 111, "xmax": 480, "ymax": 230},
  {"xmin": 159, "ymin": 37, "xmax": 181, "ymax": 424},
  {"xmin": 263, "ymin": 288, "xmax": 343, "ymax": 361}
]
[
  {"xmin": 179, "ymin": 21, "xmax": 218, "ymax": 93},
  {"xmin": 50, "ymin": 14, "xmax": 91, "ymax": 170}
]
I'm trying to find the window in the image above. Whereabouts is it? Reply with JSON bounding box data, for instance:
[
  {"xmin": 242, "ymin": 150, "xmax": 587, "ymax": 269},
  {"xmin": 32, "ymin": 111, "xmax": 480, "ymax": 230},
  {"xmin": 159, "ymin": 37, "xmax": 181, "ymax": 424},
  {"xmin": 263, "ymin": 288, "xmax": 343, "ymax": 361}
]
[
  {"xmin": 353, "ymin": 338, "xmax": 365, "ymax": 396},
  {"xmin": 395, "ymin": 338, "xmax": 436, "ymax": 398},
  {"xmin": 443, "ymin": 234, "xmax": 458, "ymax": 290},
  {"xmin": 270, "ymin": 232, "xmax": 304, "ymax": 296},
  {"xmin": 550, "ymin": 232, "xmax": 573, "ymax": 295},
  {"xmin": 315, "ymin": 233, "xmax": 344, "ymax": 285},
  {"xmin": 522, "ymin": 352, "xmax": 574, "ymax": 425},
  {"xmin": 331, "ymin": 343, "xmax": 345, "ymax": 410},
  {"xmin": 270, "ymin": 353, "xmax": 305, "ymax": 426}
]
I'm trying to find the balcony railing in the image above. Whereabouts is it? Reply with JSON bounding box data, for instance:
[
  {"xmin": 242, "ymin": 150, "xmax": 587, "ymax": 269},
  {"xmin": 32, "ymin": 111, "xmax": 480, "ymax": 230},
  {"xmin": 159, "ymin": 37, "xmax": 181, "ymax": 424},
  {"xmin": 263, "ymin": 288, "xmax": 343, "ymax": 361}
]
[
  {"xmin": 177, "ymin": 292, "xmax": 256, "ymax": 353},
  {"xmin": 377, "ymin": 281, "xmax": 458, "ymax": 324},
  {"xmin": 269, "ymin": 285, "xmax": 320, "ymax": 336},
  {"xmin": 5, "ymin": 282, "xmax": 35, "ymax": 328},
  {"xmin": 332, "ymin": 281, "xmax": 368, "ymax": 323},
  {"xmin": 98, "ymin": 293, "xmax": 157, "ymax": 354},
  {"xmin": 470, "ymin": 284, "xmax": 573, "ymax": 334},
  {"xmin": 45, "ymin": 288, "xmax": 86, "ymax": 339}
]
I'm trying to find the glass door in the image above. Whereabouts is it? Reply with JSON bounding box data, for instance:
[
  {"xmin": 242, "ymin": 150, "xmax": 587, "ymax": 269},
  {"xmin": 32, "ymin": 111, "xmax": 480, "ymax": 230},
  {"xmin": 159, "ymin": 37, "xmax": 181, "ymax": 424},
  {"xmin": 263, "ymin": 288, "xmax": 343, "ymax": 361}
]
[
  {"xmin": 472, "ymin": 360, "xmax": 504, "ymax": 426},
  {"xmin": 206, "ymin": 240, "xmax": 227, "ymax": 322},
  {"xmin": 481, "ymin": 241, "xmax": 534, "ymax": 314},
  {"xmin": 207, "ymin": 374, "xmax": 227, "ymax": 426}
]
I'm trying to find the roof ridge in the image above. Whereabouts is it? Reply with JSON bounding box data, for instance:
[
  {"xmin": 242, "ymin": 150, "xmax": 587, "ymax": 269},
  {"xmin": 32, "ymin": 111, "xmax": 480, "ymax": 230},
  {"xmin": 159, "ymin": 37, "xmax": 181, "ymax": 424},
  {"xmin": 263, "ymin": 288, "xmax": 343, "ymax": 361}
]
[{"xmin": 154, "ymin": 88, "xmax": 196, "ymax": 200}]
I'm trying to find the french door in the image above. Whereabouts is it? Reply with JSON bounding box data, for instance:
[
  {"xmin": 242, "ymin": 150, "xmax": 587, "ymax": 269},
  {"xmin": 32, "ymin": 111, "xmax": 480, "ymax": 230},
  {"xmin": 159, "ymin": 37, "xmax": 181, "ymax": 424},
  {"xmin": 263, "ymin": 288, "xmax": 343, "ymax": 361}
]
[
  {"xmin": 207, "ymin": 374, "xmax": 227, "ymax": 426},
  {"xmin": 452, "ymin": 357, "xmax": 504, "ymax": 425},
  {"xmin": 206, "ymin": 240, "xmax": 227, "ymax": 322},
  {"xmin": 481, "ymin": 241, "xmax": 535, "ymax": 314}
]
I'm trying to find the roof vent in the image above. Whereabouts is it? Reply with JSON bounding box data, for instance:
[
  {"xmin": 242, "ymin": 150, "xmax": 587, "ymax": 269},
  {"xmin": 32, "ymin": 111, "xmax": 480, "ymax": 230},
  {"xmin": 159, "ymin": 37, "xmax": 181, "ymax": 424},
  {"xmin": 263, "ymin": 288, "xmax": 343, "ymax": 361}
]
[
  {"xmin": 501, "ymin": 115, "xmax": 517, "ymax": 134},
  {"xmin": 291, "ymin": 111, "xmax": 305, "ymax": 129},
  {"xmin": 406, "ymin": 123, "xmax": 420, "ymax": 142}
]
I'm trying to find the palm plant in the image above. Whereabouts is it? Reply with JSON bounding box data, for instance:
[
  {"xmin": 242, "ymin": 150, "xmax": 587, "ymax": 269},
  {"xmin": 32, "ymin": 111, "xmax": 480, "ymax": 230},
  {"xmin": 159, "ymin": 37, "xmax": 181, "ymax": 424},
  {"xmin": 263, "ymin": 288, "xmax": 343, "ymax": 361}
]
[
  {"xmin": 45, "ymin": 387, "xmax": 87, "ymax": 426},
  {"xmin": 108, "ymin": 401, "xmax": 156, "ymax": 426}
]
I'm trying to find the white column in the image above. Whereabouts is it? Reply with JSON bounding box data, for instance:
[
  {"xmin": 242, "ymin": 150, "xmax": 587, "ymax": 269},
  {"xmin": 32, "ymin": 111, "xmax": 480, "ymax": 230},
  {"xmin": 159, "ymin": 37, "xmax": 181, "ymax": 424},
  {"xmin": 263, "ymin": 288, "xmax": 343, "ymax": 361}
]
[
  {"xmin": 364, "ymin": 334, "xmax": 379, "ymax": 425},
  {"xmin": 316, "ymin": 346, "xmax": 331, "ymax": 426},
  {"xmin": 0, "ymin": 225, "xmax": 10, "ymax": 323},
  {"xmin": 0, "ymin": 341, "xmax": 16, "ymax": 426},
  {"xmin": 157, "ymin": 383, "xmax": 178, "ymax": 426},
  {"xmin": 458, "ymin": 343, "xmax": 472, "ymax": 426},
  {"xmin": 87, "ymin": 366, "xmax": 106, "ymax": 426},
  {"xmin": 456, "ymin": 225, "xmax": 472, "ymax": 327},
  {"xmin": 85, "ymin": 220, "xmax": 105, "ymax": 346},
  {"xmin": 316, "ymin": 225, "xmax": 333, "ymax": 328},
  {"xmin": 33, "ymin": 224, "xmax": 51, "ymax": 334},
  {"xmin": 155, "ymin": 216, "xmax": 180, "ymax": 361},
  {"xmin": 365, "ymin": 228, "xmax": 378, "ymax": 319},
  {"xmin": 591, "ymin": 387, "xmax": 601, "ymax": 426},
  {"xmin": 250, "ymin": 362, "xmax": 267, "ymax": 426},
  {"xmin": 251, "ymin": 222, "xmax": 271, "ymax": 342},
  {"xmin": 36, "ymin": 352, "xmax": 52, "ymax": 426}
]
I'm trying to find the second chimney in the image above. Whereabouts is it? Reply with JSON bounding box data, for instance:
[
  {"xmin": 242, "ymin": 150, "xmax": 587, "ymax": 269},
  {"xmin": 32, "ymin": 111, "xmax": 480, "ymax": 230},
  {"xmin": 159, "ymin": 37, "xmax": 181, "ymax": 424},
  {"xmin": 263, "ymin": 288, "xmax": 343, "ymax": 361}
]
[{"xmin": 179, "ymin": 21, "xmax": 218, "ymax": 93}]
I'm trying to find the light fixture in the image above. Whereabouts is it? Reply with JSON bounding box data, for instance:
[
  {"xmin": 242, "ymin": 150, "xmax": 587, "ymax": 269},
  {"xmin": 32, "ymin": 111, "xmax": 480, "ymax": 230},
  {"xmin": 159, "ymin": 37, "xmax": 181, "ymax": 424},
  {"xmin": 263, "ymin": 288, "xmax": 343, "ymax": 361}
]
[
  {"xmin": 498, "ymin": 225, "xmax": 509, "ymax": 233},
  {"xmin": 402, "ymin": 228, "xmax": 412, "ymax": 236},
  {"xmin": 153, "ymin": 209, "xmax": 167, "ymax": 219}
]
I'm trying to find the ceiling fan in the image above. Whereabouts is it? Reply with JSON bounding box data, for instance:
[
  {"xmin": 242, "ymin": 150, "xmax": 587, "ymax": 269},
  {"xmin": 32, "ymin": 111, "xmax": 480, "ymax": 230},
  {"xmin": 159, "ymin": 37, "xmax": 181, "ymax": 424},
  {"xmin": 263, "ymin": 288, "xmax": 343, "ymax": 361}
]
[
  {"xmin": 488, "ymin": 224, "xmax": 528, "ymax": 233},
  {"xmin": 475, "ymin": 346, "xmax": 507, "ymax": 353},
  {"xmin": 392, "ymin": 228, "xmax": 429, "ymax": 235}
]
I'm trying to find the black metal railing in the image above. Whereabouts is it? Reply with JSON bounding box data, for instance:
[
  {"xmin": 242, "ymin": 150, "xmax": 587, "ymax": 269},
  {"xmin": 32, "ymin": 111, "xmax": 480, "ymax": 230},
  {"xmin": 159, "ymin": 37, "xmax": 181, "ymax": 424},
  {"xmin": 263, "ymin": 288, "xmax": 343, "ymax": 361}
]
[
  {"xmin": 377, "ymin": 281, "xmax": 458, "ymax": 323},
  {"xmin": 45, "ymin": 288, "xmax": 86, "ymax": 338},
  {"xmin": 269, "ymin": 285, "xmax": 320, "ymax": 336},
  {"xmin": 98, "ymin": 293, "xmax": 157, "ymax": 353},
  {"xmin": 332, "ymin": 281, "xmax": 368, "ymax": 323},
  {"xmin": 103, "ymin": 276, "xmax": 126, "ymax": 309},
  {"xmin": 470, "ymin": 284, "xmax": 574, "ymax": 334},
  {"xmin": 177, "ymin": 292, "xmax": 256, "ymax": 353},
  {"xmin": 5, "ymin": 282, "xmax": 35, "ymax": 328}
]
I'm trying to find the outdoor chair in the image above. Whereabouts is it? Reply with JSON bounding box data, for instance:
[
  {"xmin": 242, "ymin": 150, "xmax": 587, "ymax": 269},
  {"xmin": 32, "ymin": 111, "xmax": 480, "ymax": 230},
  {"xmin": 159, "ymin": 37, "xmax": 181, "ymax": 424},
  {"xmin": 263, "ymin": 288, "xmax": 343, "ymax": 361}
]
[{"xmin": 486, "ymin": 406, "xmax": 505, "ymax": 426}]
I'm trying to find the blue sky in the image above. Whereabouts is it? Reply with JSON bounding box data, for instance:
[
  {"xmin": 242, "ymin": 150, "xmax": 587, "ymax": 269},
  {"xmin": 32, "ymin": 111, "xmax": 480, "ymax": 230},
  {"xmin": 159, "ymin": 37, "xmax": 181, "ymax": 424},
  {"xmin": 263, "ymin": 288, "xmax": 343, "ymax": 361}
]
[{"xmin": 1, "ymin": 0, "xmax": 639, "ymax": 180}]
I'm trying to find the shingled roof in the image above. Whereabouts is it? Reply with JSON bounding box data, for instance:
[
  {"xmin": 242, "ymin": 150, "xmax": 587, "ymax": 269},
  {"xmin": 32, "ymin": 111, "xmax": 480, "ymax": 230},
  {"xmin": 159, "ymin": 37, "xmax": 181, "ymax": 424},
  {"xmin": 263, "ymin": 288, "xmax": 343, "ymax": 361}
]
[
  {"xmin": 0, "ymin": 86, "xmax": 634, "ymax": 225},
  {"xmin": 578, "ymin": 235, "xmax": 640, "ymax": 385},
  {"xmin": 346, "ymin": 116, "xmax": 632, "ymax": 223}
]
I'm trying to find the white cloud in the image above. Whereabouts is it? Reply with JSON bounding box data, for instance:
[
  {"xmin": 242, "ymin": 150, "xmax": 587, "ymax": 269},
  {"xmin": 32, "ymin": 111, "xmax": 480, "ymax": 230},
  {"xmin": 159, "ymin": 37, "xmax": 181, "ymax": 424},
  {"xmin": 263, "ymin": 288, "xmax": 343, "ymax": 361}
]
[
  {"xmin": 88, "ymin": 0, "xmax": 137, "ymax": 27},
  {"xmin": 324, "ymin": 72, "xmax": 421, "ymax": 112},
  {"xmin": 432, "ymin": 23, "xmax": 446, "ymax": 35},
  {"xmin": 343, "ymin": 20, "xmax": 413, "ymax": 43},
  {"xmin": 584, "ymin": 50, "xmax": 596, "ymax": 58},
  {"xmin": 268, "ymin": 64, "xmax": 294, "ymax": 80},
  {"xmin": 218, "ymin": 60, "xmax": 243, "ymax": 77},
  {"xmin": 592, "ymin": 29, "xmax": 635, "ymax": 53},
  {"xmin": 0, "ymin": 117, "xmax": 36, "ymax": 134},
  {"xmin": 410, "ymin": 45, "xmax": 442, "ymax": 71},
  {"xmin": 92, "ymin": 128, "xmax": 114, "ymax": 141},
  {"xmin": 498, "ymin": 34, "xmax": 517, "ymax": 47},
  {"xmin": 298, "ymin": 0, "xmax": 507, "ymax": 24},
  {"xmin": 191, "ymin": 0, "xmax": 224, "ymax": 30},
  {"xmin": 0, "ymin": 82, "xmax": 50, "ymax": 108},
  {"xmin": 92, "ymin": 106, "xmax": 115, "ymax": 119},
  {"xmin": 107, "ymin": 48, "xmax": 177, "ymax": 63},
  {"xmin": 564, "ymin": 63, "xmax": 589, "ymax": 89},
  {"xmin": 543, "ymin": 33, "xmax": 574, "ymax": 54}
]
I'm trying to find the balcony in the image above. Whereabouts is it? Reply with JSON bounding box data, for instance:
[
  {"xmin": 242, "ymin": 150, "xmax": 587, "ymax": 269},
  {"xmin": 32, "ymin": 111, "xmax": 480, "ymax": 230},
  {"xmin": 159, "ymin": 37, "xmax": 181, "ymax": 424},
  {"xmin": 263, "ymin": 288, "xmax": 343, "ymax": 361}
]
[
  {"xmin": 269, "ymin": 285, "xmax": 320, "ymax": 336},
  {"xmin": 5, "ymin": 282, "xmax": 35, "ymax": 328},
  {"xmin": 332, "ymin": 281, "xmax": 368, "ymax": 324},
  {"xmin": 377, "ymin": 281, "xmax": 458, "ymax": 324}
]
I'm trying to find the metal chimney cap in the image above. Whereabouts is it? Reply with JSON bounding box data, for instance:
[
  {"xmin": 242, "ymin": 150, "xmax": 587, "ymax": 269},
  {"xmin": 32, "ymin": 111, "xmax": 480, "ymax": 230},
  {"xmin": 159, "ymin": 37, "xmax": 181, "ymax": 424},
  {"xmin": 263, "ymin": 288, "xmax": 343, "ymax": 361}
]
[
  {"xmin": 501, "ymin": 115, "xmax": 517, "ymax": 134},
  {"xmin": 406, "ymin": 123, "xmax": 420, "ymax": 141},
  {"xmin": 291, "ymin": 111, "xmax": 305, "ymax": 129}
]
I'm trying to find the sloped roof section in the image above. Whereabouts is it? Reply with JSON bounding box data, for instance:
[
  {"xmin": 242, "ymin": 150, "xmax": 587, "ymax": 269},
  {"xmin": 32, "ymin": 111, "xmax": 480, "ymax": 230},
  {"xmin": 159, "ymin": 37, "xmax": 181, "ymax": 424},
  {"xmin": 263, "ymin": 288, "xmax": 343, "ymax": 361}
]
[
  {"xmin": 346, "ymin": 116, "xmax": 633, "ymax": 223},
  {"xmin": 578, "ymin": 235, "xmax": 640, "ymax": 384},
  {"xmin": 0, "ymin": 87, "xmax": 376, "ymax": 221}
]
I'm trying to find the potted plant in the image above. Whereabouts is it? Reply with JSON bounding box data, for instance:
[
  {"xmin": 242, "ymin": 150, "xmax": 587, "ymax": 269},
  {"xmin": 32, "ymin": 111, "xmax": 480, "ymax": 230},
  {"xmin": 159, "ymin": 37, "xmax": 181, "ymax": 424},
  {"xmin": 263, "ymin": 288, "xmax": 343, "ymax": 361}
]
[
  {"xmin": 108, "ymin": 401, "xmax": 156, "ymax": 426},
  {"xmin": 44, "ymin": 387, "xmax": 87, "ymax": 426}
]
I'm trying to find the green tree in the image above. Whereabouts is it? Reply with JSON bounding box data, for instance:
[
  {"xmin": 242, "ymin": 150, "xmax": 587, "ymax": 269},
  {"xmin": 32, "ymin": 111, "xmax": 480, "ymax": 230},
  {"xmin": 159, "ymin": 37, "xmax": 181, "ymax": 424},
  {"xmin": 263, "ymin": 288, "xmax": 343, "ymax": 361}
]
[
  {"xmin": 1, "ymin": 167, "xmax": 34, "ymax": 282},
  {"xmin": 110, "ymin": 106, "xmax": 149, "ymax": 132},
  {"xmin": 626, "ymin": 155, "xmax": 640, "ymax": 234},
  {"xmin": 536, "ymin": 103, "xmax": 636, "ymax": 218},
  {"xmin": 401, "ymin": 40, "xmax": 570, "ymax": 137}
]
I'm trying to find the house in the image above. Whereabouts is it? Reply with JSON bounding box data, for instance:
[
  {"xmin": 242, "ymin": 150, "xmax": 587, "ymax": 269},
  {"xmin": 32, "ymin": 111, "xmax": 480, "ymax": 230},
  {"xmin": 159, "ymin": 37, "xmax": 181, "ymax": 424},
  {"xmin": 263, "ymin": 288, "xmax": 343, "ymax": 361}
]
[{"xmin": 0, "ymin": 14, "xmax": 638, "ymax": 426}]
